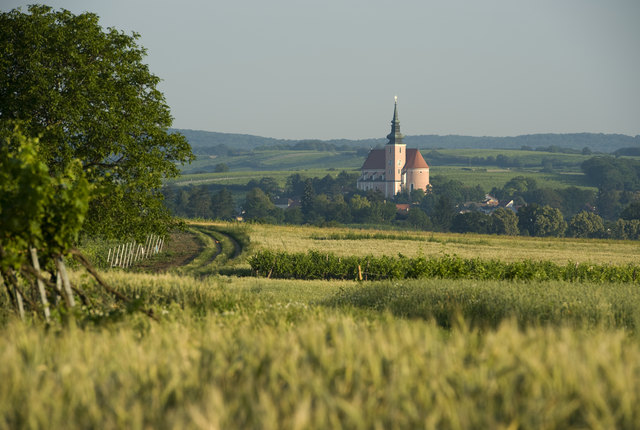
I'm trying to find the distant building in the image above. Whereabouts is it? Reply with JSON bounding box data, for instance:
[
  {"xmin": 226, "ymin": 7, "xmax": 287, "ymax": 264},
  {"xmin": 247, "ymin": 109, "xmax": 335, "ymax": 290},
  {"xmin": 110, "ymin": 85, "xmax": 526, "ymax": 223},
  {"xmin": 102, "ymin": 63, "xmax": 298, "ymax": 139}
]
[{"xmin": 357, "ymin": 98, "xmax": 430, "ymax": 199}]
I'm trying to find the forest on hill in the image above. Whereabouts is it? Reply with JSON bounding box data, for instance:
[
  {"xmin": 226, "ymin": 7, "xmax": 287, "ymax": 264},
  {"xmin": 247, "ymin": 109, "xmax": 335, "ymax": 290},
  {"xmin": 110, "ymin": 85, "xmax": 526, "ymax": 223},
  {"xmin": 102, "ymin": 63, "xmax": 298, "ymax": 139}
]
[{"xmin": 174, "ymin": 128, "xmax": 640, "ymax": 155}]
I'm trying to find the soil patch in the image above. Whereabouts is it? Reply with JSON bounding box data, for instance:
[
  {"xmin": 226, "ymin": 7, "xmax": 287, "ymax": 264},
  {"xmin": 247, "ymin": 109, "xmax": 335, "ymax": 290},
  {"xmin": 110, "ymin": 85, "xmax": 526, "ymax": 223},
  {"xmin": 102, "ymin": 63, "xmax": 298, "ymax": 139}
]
[{"xmin": 133, "ymin": 230, "xmax": 203, "ymax": 272}]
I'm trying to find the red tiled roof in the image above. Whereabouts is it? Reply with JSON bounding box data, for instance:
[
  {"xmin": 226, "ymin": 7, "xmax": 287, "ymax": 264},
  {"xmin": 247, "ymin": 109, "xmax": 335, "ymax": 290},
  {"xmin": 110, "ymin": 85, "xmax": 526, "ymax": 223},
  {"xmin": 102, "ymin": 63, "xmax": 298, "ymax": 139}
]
[
  {"xmin": 361, "ymin": 148, "xmax": 385, "ymax": 169},
  {"xmin": 404, "ymin": 149, "xmax": 429, "ymax": 169}
]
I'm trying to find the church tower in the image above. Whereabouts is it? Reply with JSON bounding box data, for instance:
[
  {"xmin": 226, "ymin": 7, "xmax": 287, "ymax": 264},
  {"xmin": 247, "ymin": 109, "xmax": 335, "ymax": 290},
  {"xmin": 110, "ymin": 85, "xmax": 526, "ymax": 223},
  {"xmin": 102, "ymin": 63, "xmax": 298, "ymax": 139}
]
[
  {"xmin": 385, "ymin": 96, "xmax": 406, "ymax": 198},
  {"xmin": 357, "ymin": 97, "xmax": 429, "ymax": 197}
]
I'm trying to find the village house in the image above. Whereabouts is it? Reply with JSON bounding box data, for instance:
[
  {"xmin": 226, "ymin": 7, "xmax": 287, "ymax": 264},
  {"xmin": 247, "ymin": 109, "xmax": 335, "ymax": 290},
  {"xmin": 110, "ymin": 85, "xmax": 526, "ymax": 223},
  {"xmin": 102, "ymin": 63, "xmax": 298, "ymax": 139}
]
[{"xmin": 357, "ymin": 98, "xmax": 430, "ymax": 199}]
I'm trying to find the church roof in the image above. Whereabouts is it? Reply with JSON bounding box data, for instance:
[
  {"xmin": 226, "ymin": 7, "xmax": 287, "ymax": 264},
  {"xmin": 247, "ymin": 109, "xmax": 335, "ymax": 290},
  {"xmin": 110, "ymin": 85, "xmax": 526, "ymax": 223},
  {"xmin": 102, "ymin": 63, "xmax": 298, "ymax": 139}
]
[
  {"xmin": 405, "ymin": 148, "xmax": 429, "ymax": 169},
  {"xmin": 361, "ymin": 148, "xmax": 385, "ymax": 169},
  {"xmin": 386, "ymin": 97, "xmax": 404, "ymax": 146}
]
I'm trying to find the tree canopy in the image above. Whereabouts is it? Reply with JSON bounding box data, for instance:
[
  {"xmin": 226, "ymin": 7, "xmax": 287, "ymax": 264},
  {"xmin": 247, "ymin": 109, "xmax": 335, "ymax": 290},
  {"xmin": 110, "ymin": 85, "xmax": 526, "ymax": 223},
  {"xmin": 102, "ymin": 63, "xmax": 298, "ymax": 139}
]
[{"xmin": 0, "ymin": 5, "xmax": 193, "ymax": 240}]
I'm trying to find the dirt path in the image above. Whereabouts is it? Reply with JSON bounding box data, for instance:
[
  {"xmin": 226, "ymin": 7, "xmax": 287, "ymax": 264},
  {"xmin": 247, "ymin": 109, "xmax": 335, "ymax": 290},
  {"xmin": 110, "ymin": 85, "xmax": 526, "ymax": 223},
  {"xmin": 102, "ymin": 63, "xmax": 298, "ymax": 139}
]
[
  {"xmin": 132, "ymin": 226, "xmax": 244, "ymax": 273},
  {"xmin": 132, "ymin": 230, "xmax": 202, "ymax": 272}
]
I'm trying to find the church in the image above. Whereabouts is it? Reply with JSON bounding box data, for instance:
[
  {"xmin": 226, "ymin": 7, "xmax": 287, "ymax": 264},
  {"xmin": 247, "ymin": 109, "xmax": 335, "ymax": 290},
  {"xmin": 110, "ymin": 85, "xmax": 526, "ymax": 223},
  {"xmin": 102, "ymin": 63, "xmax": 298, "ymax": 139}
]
[{"xmin": 356, "ymin": 98, "xmax": 430, "ymax": 199}]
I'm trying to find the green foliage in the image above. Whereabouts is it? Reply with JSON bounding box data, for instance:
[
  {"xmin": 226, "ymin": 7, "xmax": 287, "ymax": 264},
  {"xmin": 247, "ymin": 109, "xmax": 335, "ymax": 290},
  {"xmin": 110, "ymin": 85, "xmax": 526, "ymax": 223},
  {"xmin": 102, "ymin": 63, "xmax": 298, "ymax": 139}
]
[
  {"xmin": 0, "ymin": 5, "xmax": 194, "ymax": 240},
  {"xmin": 249, "ymin": 249, "xmax": 640, "ymax": 284},
  {"xmin": 582, "ymin": 156, "xmax": 640, "ymax": 190},
  {"xmin": 568, "ymin": 211, "xmax": 605, "ymax": 238},
  {"xmin": 518, "ymin": 204, "xmax": 567, "ymax": 237},
  {"xmin": 620, "ymin": 201, "xmax": 640, "ymax": 221},
  {"xmin": 0, "ymin": 129, "xmax": 92, "ymax": 268},
  {"xmin": 243, "ymin": 188, "xmax": 283, "ymax": 223},
  {"xmin": 491, "ymin": 207, "xmax": 519, "ymax": 235},
  {"xmin": 214, "ymin": 162, "xmax": 229, "ymax": 172}
]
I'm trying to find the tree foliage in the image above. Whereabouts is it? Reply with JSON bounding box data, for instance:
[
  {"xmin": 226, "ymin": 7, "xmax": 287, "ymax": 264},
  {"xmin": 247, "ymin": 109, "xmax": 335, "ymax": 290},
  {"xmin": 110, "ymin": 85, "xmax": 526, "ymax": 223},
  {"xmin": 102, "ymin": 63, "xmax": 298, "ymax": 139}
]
[
  {"xmin": 568, "ymin": 211, "xmax": 604, "ymax": 238},
  {"xmin": 0, "ymin": 129, "xmax": 92, "ymax": 269},
  {"xmin": 0, "ymin": 5, "xmax": 194, "ymax": 240}
]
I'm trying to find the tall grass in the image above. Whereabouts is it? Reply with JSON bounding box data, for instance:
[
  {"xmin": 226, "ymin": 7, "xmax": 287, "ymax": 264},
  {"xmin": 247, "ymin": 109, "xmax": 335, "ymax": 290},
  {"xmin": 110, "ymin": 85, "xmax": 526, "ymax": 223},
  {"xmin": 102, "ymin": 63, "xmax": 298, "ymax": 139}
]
[
  {"xmin": 326, "ymin": 279, "xmax": 640, "ymax": 330},
  {"xmin": 1, "ymin": 311, "xmax": 639, "ymax": 429}
]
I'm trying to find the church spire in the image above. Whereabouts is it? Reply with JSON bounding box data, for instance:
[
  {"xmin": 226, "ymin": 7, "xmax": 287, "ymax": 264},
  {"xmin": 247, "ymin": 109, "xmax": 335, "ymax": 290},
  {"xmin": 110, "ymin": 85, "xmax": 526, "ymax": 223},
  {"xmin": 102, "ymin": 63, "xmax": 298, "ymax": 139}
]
[{"xmin": 386, "ymin": 96, "xmax": 404, "ymax": 145}]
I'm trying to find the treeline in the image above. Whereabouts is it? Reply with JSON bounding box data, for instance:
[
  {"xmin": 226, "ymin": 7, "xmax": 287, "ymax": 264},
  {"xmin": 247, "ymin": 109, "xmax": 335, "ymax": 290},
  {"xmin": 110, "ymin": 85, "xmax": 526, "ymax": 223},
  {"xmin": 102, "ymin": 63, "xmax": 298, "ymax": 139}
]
[
  {"xmin": 162, "ymin": 155, "xmax": 640, "ymax": 240},
  {"xmin": 254, "ymin": 140, "xmax": 355, "ymax": 152},
  {"xmin": 174, "ymin": 128, "xmax": 640, "ymax": 154}
]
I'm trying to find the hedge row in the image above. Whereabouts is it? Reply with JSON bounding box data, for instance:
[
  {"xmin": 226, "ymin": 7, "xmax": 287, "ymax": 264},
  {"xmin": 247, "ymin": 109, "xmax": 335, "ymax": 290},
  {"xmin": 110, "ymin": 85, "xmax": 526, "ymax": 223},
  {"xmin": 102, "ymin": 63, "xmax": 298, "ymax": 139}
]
[{"xmin": 248, "ymin": 249, "xmax": 640, "ymax": 283}]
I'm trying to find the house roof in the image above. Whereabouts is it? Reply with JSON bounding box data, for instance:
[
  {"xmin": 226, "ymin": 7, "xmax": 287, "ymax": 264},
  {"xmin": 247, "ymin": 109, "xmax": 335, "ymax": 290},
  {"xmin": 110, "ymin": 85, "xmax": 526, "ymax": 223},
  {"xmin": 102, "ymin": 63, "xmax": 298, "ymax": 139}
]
[
  {"xmin": 361, "ymin": 148, "xmax": 385, "ymax": 169},
  {"xmin": 405, "ymin": 149, "xmax": 429, "ymax": 169}
]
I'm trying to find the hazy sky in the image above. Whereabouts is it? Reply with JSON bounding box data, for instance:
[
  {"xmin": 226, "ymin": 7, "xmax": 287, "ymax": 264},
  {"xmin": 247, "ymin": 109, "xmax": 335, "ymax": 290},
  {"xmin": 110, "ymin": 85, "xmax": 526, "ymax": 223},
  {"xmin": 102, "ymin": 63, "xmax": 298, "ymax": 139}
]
[{"xmin": 3, "ymin": 0, "xmax": 640, "ymax": 140}]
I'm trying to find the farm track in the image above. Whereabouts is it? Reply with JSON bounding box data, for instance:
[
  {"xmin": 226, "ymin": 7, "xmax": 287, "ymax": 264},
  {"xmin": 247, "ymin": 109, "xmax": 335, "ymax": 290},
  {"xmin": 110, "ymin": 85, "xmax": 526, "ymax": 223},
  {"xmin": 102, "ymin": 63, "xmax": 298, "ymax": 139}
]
[{"xmin": 131, "ymin": 224, "xmax": 245, "ymax": 274}]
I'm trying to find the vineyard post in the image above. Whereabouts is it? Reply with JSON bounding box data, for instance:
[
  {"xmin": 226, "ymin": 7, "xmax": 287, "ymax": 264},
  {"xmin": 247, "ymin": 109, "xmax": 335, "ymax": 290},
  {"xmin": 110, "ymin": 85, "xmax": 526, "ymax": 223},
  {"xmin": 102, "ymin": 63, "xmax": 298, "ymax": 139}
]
[
  {"xmin": 124, "ymin": 242, "xmax": 130, "ymax": 268},
  {"xmin": 29, "ymin": 247, "xmax": 51, "ymax": 322},
  {"xmin": 55, "ymin": 256, "xmax": 76, "ymax": 308},
  {"xmin": 144, "ymin": 234, "xmax": 151, "ymax": 258},
  {"xmin": 54, "ymin": 272, "xmax": 63, "ymax": 305},
  {"xmin": 0, "ymin": 271, "xmax": 24, "ymax": 320},
  {"xmin": 127, "ymin": 242, "xmax": 133, "ymax": 267},
  {"xmin": 114, "ymin": 244, "xmax": 120, "ymax": 268},
  {"xmin": 123, "ymin": 242, "xmax": 129, "ymax": 268}
]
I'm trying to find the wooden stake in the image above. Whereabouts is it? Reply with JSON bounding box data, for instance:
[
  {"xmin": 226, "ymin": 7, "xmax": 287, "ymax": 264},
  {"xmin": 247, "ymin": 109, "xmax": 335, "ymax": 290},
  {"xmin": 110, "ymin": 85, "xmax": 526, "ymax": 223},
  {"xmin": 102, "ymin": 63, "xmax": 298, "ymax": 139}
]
[
  {"xmin": 30, "ymin": 247, "xmax": 50, "ymax": 322},
  {"xmin": 0, "ymin": 271, "xmax": 25, "ymax": 320},
  {"xmin": 55, "ymin": 256, "xmax": 76, "ymax": 308}
]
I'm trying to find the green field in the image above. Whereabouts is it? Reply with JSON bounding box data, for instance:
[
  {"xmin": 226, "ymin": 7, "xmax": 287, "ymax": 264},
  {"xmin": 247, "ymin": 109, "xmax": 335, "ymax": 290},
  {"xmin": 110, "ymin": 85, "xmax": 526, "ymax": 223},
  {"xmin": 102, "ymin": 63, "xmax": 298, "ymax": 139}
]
[
  {"xmin": 171, "ymin": 146, "xmax": 600, "ymax": 191},
  {"xmin": 182, "ymin": 149, "xmax": 364, "ymax": 175},
  {"xmin": 3, "ymin": 222, "xmax": 640, "ymax": 428}
]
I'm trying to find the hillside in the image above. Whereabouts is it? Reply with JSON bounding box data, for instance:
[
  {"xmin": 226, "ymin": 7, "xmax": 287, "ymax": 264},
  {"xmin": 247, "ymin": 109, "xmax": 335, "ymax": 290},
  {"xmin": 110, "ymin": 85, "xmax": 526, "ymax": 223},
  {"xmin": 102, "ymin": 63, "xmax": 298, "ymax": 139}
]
[{"xmin": 173, "ymin": 128, "xmax": 640, "ymax": 154}]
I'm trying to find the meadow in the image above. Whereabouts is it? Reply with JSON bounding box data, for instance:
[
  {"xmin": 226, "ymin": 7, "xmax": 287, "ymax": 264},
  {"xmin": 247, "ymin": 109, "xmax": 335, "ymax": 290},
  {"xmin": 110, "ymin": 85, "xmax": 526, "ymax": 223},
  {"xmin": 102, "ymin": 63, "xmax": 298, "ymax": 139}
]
[
  {"xmin": 2, "ymin": 222, "xmax": 640, "ymax": 429},
  {"xmin": 248, "ymin": 223, "xmax": 640, "ymax": 265},
  {"xmin": 170, "ymin": 146, "xmax": 601, "ymax": 191}
]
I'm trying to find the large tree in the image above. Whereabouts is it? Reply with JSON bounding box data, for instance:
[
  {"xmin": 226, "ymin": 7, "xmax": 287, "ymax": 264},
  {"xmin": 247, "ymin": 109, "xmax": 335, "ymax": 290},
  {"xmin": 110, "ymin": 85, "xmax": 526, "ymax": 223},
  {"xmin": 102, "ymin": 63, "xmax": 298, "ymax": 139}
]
[{"xmin": 0, "ymin": 5, "xmax": 194, "ymax": 240}]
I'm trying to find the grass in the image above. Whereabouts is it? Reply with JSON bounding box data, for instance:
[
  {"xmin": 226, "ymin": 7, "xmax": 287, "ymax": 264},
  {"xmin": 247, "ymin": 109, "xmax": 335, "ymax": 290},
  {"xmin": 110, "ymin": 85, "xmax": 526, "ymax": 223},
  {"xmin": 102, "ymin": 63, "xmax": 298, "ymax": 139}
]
[
  {"xmin": 2, "ymin": 271, "xmax": 640, "ymax": 429},
  {"xmin": 248, "ymin": 223, "xmax": 640, "ymax": 265},
  {"xmin": 4, "ymin": 222, "xmax": 640, "ymax": 428},
  {"xmin": 432, "ymin": 165, "xmax": 595, "ymax": 190}
]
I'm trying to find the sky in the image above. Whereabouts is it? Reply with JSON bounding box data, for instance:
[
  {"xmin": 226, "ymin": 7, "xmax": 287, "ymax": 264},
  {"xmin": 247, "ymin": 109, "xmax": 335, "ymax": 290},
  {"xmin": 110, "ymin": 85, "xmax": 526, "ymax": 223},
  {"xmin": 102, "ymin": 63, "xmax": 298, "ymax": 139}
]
[{"xmin": 3, "ymin": 0, "xmax": 640, "ymax": 140}]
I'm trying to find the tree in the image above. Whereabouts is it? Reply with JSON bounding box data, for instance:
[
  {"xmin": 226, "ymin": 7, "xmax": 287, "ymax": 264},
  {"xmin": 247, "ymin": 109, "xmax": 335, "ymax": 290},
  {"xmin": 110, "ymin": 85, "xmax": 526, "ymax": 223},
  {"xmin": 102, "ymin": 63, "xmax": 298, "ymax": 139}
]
[
  {"xmin": 214, "ymin": 163, "xmax": 229, "ymax": 173},
  {"xmin": 301, "ymin": 179, "xmax": 316, "ymax": 218},
  {"xmin": 451, "ymin": 211, "xmax": 492, "ymax": 234},
  {"xmin": 432, "ymin": 195, "xmax": 456, "ymax": 231},
  {"xmin": 517, "ymin": 204, "xmax": 540, "ymax": 236},
  {"xmin": 0, "ymin": 6, "xmax": 194, "ymax": 240},
  {"xmin": 188, "ymin": 186, "xmax": 212, "ymax": 219},
  {"xmin": 532, "ymin": 206, "xmax": 567, "ymax": 237},
  {"xmin": 491, "ymin": 208, "xmax": 519, "ymax": 235},
  {"xmin": 211, "ymin": 188, "xmax": 235, "ymax": 220},
  {"xmin": 620, "ymin": 201, "xmax": 640, "ymax": 221},
  {"xmin": 243, "ymin": 188, "xmax": 283, "ymax": 223},
  {"xmin": 406, "ymin": 207, "xmax": 432, "ymax": 230},
  {"xmin": 568, "ymin": 211, "xmax": 604, "ymax": 238}
]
